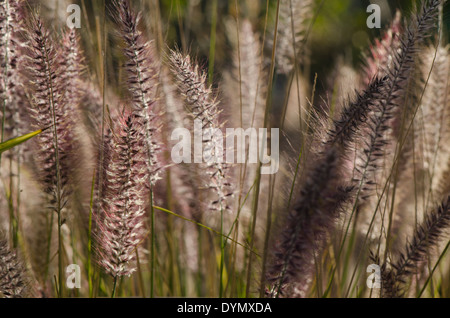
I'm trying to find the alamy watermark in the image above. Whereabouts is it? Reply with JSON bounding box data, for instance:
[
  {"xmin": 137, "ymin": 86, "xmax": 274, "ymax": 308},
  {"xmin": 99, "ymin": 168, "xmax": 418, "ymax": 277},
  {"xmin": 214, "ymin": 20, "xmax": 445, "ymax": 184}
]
[
  {"xmin": 67, "ymin": 4, "xmax": 81, "ymax": 29},
  {"xmin": 66, "ymin": 264, "xmax": 81, "ymax": 289},
  {"xmin": 170, "ymin": 119, "xmax": 280, "ymax": 175},
  {"xmin": 367, "ymin": 4, "xmax": 381, "ymax": 29},
  {"xmin": 366, "ymin": 264, "xmax": 381, "ymax": 289}
]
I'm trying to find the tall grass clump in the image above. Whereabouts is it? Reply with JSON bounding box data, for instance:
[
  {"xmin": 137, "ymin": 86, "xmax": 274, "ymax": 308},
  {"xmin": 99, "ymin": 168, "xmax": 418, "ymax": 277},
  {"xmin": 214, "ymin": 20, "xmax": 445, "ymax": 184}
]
[
  {"xmin": 0, "ymin": 0, "xmax": 448, "ymax": 299},
  {"xmin": 94, "ymin": 112, "xmax": 150, "ymax": 297}
]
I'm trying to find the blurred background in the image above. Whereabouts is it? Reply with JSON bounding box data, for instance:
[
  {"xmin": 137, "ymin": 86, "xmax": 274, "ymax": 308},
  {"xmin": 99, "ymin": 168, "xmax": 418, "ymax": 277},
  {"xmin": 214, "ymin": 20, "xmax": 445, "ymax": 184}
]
[
  {"xmin": 36, "ymin": 0, "xmax": 449, "ymax": 133},
  {"xmin": 39, "ymin": 0, "xmax": 450, "ymax": 86}
]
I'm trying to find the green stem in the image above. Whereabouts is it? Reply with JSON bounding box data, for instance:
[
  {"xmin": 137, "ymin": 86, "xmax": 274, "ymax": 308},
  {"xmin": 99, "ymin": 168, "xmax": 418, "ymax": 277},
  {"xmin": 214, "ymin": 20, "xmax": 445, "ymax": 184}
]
[
  {"xmin": 418, "ymin": 240, "xmax": 450, "ymax": 297},
  {"xmin": 219, "ymin": 207, "xmax": 224, "ymax": 297},
  {"xmin": 38, "ymin": 20, "xmax": 64, "ymax": 297},
  {"xmin": 207, "ymin": 0, "xmax": 218, "ymax": 86},
  {"xmin": 150, "ymin": 190, "xmax": 155, "ymax": 298},
  {"xmin": 1, "ymin": 0, "xmax": 11, "ymax": 244},
  {"xmin": 246, "ymin": 0, "xmax": 280, "ymax": 298},
  {"xmin": 87, "ymin": 170, "xmax": 95, "ymax": 298},
  {"xmin": 111, "ymin": 276, "xmax": 118, "ymax": 298}
]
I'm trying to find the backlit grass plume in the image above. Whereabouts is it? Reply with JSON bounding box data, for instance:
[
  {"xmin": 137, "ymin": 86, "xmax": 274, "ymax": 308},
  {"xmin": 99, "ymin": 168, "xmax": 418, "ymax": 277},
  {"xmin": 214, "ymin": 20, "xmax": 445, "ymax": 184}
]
[
  {"xmin": 95, "ymin": 113, "xmax": 149, "ymax": 284},
  {"xmin": 24, "ymin": 14, "xmax": 82, "ymax": 295},
  {"xmin": 415, "ymin": 44, "xmax": 450, "ymax": 197},
  {"xmin": 59, "ymin": 27, "xmax": 84, "ymax": 118},
  {"xmin": 169, "ymin": 49, "xmax": 233, "ymax": 212},
  {"xmin": 0, "ymin": 0, "xmax": 28, "ymax": 142},
  {"xmin": 0, "ymin": 234, "xmax": 28, "ymax": 298},
  {"xmin": 231, "ymin": 19, "xmax": 266, "ymax": 130},
  {"xmin": 266, "ymin": 147, "xmax": 351, "ymax": 297},
  {"xmin": 276, "ymin": 0, "xmax": 314, "ymax": 75},
  {"xmin": 113, "ymin": 0, "xmax": 162, "ymax": 186},
  {"xmin": 379, "ymin": 195, "xmax": 450, "ymax": 297},
  {"xmin": 24, "ymin": 15, "xmax": 81, "ymax": 211},
  {"xmin": 267, "ymin": 0, "xmax": 443, "ymax": 298},
  {"xmin": 341, "ymin": 0, "xmax": 440, "ymax": 198}
]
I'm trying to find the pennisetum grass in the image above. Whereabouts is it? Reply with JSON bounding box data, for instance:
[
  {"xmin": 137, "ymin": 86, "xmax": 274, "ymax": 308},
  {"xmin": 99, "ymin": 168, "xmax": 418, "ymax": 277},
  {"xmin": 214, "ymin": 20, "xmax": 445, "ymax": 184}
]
[
  {"xmin": 0, "ymin": 0, "xmax": 28, "ymax": 251},
  {"xmin": 112, "ymin": 0, "xmax": 163, "ymax": 297},
  {"xmin": 276, "ymin": 0, "xmax": 314, "ymax": 75},
  {"xmin": 265, "ymin": 0, "xmax": 444, "ymax": 298},
  {"xmin": 169, "ymin": 49, "xmax": 233, "ymax": 297},
  {"xmin": 24, "ymin": 13, "xmax": 82, "ymax": 297},
  {"xmin": 376, "ymin": 195, "xmax": 450, "ymax": 297},
  {"xmin": 0, "ymin": 233, "xmax": 28, "ymax": 298},
  {"xmin": 0, "ymin": 0, "xmax": 448, "ymax": 299},
  {"xmin": 265, "ymin": 146, "xmax": 352, "ymax": 297},
  {"xmin": 169, "ymin": 50, "xmax": 233, "ymax": 214},
  {"xmin": 94, "ymin": 112, "xmax": 149, "ymax": 297}
]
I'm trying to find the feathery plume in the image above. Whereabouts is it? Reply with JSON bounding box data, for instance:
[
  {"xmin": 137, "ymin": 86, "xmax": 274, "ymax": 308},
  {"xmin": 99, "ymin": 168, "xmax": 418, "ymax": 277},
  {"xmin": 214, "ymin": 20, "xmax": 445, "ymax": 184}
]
[
  {"xmin": 225, "ymin": 18, "xmax": 268, "ymax": 211},
  {"xmin": 415, "ymin": 45, "xmax": 450, "ymax": 195},
  {"xmin": 24, "ymin": 15, "xmax": 79, "ymax": 213},
  {"xmin": 349, "ymin": 0, "xmax": 441, "ymax": 197},
  {"xmin": 0, "ymin": 0, "xmax": 28, "ymax": 142},
  {"xmin": 267, "ymin": 0, "xmax": 442, "ymax": 290},
  {"xmin": 326, "ymin": 0, "xmax": 439, "ymax": 148},
  {"xmin": 160, "ymin": 68, "xmax": 200, "ymax": 218},
  {"xmin": 95, "ymin": 113, "xmax": 149, "ymax": 278},
  {"xmin": 78, "ymin": 81, "xmax": 104, "ymax": 143},
  {"xmin": 23, "ymin": 16, "xmax": 84, "ymax": 296},
  {"xmin": 113, "ymin": 0, "xmax": 162, "ymax": 186},
  {"xmin": 276, "ymin": 0, "xmax": 314, "ymax": 74},
  {"xmin": 0, "ymin": 234, "xmax": 28, "ymax": 298},
  {"xmin": 266, "ymin": 148, "xmax": 351, "ymax": 297},
  {"xmin": 380, "ymin": 196, "xmax": 450, "ymax": 297},
  {"xmin": 231, "ymin": 19, "xmax": 266, "ymax": 130},
  {"xmin": 326, "ymin": 0, "xmax": 439, "ymax": 155},
  {"xmin": 169, "ymin": 49, "xmax": 233, "ymax": 212},
  {"xmin": 59, "ymin": 27, "xmax": 84, "ymax": 115},
  {"xmin": 324, "ymin": 75, "xmax": 387, "ymax": 148}
]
